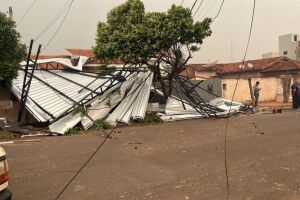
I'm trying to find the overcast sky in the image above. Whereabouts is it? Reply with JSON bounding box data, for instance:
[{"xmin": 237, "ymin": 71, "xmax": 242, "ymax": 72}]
[{"xmin": 1, "ymin": 0, "xmax": 300, "ymax": 63}]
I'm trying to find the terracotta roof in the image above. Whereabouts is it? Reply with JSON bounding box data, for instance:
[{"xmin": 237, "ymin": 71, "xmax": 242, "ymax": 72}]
[
  {"xmin": 262, "ymin": 59, "xmax": 300, "ymax": 72},
  {"xmin": 188, "ymin": 63, "xmax": 224, "ymax": 72},
  {"xmin": 65, "ymin": 49, "xmax": 95, "ymax": 58},
  {"xmin": 219, "ymin": 57, "xmax": 288, "ymax": 74},
  {"xmin": 65, "ymin": 48, "xmax": 124, "ymax": 65},
  {"xmin": 30, "ymin": 55, "xmax": 69, "ymax": 70},
  {"xmin": 32, "ymin": 55, "xmax": 70, "ymax": 59},
  {"xmin": 187, "ymin": 57, "xmax": 298, "ymax": 75}
]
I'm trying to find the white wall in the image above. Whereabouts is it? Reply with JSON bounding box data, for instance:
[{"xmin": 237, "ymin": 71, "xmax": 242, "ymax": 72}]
[
  {"xmin": 279, "ymin": 33, "xmax": 300, "ymax": 60},
  {"xmin": 262, "ymin": 52, "xmax": 279, "ymax": 59}
]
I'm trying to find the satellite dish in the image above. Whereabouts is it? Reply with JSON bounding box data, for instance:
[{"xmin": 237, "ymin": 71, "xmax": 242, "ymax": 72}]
[
  {"xmin": 247, "ymin": 63, "xmax": 253, "ymax": 68},
  {"xmin": 238, "ymin": 64, "xmax": 244, "ymax": 69}
]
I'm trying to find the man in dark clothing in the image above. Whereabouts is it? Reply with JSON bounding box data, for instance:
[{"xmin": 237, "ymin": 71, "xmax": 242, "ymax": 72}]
[{"xmin": 291, "ymin": 79, "xmax": 300, "ymax": 109}]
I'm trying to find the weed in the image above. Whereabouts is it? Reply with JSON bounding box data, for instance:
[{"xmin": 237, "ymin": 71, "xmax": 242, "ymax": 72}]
[
  {"xmin": 93, "ymin": 119, "xmax": 112, "ymax": 130},
  {"xmin": 64, "ymin": 127, "xmax": 81, "ymax": 136}
]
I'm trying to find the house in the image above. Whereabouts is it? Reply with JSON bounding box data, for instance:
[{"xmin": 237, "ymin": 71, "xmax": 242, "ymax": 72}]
[
  {"xmin": 184, "ymin": 56, "xmax": 300, "ymax": 103},
  {"xmin": 65, "ymin": 48, "xmax": 124, "ymax": 73}
]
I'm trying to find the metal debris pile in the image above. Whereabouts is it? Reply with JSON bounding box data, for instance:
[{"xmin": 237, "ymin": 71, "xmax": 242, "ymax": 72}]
[{"xmin": 10, "ymin": 57, "xmax": 253, "ymax": 135}]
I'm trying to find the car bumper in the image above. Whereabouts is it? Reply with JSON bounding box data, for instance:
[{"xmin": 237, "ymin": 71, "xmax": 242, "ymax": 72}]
[{"xmin": 0, "ymin": 189, "xmax": 12, "ymax": 200}]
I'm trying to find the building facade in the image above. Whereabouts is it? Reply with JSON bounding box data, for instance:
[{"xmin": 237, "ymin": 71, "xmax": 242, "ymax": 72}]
[
  {"xmin": 185, "ymin": 57, "xmax": 300, "ymax": 103},
  {"xmin": 279, "ymin": 33, "xmax": 300, "ymax": 60}
]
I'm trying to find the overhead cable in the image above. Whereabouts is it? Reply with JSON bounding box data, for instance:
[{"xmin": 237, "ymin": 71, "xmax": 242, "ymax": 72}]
[
  {"xmin": 41, "ymin": 0, "xmax": 74, "ymax": 52},
  {"xmin": 192, "ymin": 0, "xmax": 204, "ymax": 17},
  {"xmin": 17, "ymin": 0, "xmax": 39, "ymax": 26},
  {"xmin": 35, "ymin": 0, "xmax": 72, "ymax": 41},
  {"xmin": 212, "ymin": 0, "xmax": 225, "ymax": 22},
  {"xmin": 222, "ymin": 0, "xmax": 256, "ymax": 199}
]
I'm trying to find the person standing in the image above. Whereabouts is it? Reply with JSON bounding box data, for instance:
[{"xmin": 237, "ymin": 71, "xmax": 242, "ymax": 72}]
[
  {"xmin": 291, "ymin": 79, "xmax": 300, "ymax": 109},
  {"xmin": 253, "ymin": 81, "xmax": 261, "ymax": 107}
]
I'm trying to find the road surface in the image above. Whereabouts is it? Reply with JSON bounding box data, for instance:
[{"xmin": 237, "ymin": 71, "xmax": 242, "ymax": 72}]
[{"xmin": 3, "ymin": 111, "xmax": 300, "ymax": 200}]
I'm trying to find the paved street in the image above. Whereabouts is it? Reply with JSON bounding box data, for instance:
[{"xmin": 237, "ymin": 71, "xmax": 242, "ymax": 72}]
[{"xmin": 3, "ymin": 111, "xmax": 300, "ymax": 200}]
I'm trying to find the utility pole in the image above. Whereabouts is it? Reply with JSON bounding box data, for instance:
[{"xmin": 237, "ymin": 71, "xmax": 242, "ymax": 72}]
[{"xmin": 8, "ymin": 6, "xmax": 13, "ymax": 20}]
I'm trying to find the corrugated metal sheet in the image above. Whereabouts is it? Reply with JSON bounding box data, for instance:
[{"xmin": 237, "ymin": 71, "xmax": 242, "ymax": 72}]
[{"xmin": 11, "ymin": 70, "xmax": 120, "ymax": 122}]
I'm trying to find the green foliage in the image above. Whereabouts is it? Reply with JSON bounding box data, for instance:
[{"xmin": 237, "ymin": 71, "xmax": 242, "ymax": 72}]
[
  {"xmin": 93, "ymin": 119, "xmax": 112, "ymax": 130},
  {"xmin": 97, "ymin": 64, "xmax": 116, "ymax": 76},
  {"xmin": 133, "ymin": 113, "xmax": 163, "ymax": 125},
  {"xmin": 0, "ymin": 12, "xmax": 26, "ymax": 88},
  {"xmin": 64, "ymin": 127, "xmax": 81, "ymax": 136},
  {"xmin": 93, "ymin": 0, "xmax": 212, "ymax": 97},
  {"xmin": 71, "ymin": 106, "xmax": 87, "ymax": 117}
]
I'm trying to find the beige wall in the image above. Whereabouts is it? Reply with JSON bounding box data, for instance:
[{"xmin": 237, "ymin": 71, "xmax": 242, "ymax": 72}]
[{"xmin": 221, "ymin": 77, "xmax": 289, "ymax": 103}]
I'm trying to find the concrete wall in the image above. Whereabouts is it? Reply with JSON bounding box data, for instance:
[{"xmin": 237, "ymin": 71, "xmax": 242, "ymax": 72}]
[
  {"xmin": 221, "ymin": 77, "xmax": 285, "ymax": 103},
  {"xmin": 279, "ymin": 33, "xmax": 300, "ymax": 60}
]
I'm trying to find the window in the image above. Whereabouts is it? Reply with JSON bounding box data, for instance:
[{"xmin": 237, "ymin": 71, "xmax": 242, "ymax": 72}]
[
  {"xmin": 222, "ymin": 84, "xmax": 227, "ymax": 90},
  {"xmin": 294, "ymin": 35, "xmax": 298, "ymax": 42},
  {"xmin": 283, "ymin": 51, "xmax": 288, "ymax": 55}
]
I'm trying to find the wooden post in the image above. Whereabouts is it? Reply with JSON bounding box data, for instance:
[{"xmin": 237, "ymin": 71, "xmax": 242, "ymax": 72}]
[
  {"xmin": 248, "ymin": 77, "xmax": 255, "ymax": 105},
  {"xmin": 280, "ymin": 75, "xmax": 291, "ymax": 103}
]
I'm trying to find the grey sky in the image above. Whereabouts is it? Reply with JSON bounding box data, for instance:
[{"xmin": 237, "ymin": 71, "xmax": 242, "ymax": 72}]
[{"xmin": 1, "ymin": 0, "xmax": 300, "ymax": 63}]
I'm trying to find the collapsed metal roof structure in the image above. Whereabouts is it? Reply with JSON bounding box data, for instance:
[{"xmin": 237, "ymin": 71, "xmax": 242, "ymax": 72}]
[{"xmin": 11, "ymin": 44, "xmax": 252, "ymax": 135}]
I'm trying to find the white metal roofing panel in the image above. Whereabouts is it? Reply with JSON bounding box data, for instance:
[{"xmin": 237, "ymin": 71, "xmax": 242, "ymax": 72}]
[{"xmin": 11, "ymin": 70, "xmax": 117, "ymax": 122}]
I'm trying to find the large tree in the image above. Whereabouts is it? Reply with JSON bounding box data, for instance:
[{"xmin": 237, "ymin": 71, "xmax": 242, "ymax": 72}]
[
  {"xmin": 0, "ymin": 12, "xmax": 26, "ymax": 89},
  {"xmin": 94, "ymin": 0, "xmax": 212, "ymax": 98}
]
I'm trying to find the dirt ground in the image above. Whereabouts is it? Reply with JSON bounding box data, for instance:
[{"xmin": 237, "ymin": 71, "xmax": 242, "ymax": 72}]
[{"xmin": 2, "ymin": 111, "xmax": 300, "ymax": 200}]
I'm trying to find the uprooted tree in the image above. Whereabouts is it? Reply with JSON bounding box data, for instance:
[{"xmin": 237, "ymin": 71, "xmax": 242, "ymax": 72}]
[
  {"xmin": 0, "ymin": 12, "xmax": 26, "ymax": 89},
  {"xmin": 94, "ymin": 0, "xmax": 212, "ymax": 98}
]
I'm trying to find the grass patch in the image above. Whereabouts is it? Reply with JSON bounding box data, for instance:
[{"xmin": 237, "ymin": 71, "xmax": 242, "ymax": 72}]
[
  {"xmin": 64, "ymin": 127, "xmax": 81, "ymax": 136},
  {"xmin": 71, "ymin": 106, "xmax": 87, "ymax": 117},
  {"xmin": 132, "ymin": 113, "xmax": 163, "ymax": 125},
  {"xmin": 93, "ymin": 119, "xmax": 112, "ymax": 130}
]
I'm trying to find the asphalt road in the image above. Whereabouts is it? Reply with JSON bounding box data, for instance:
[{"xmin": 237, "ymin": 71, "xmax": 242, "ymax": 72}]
[{"xmin": 3, "ymin": 111, "xmax": 300, "ymax": 200}]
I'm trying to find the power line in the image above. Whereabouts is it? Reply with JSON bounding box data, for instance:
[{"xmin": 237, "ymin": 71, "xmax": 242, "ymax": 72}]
[
  {"xmin": 190, "ymin": 0, "xmax": 199, "ymax": 12},
  {"xmin": 17, "ymin": 0, "xmax": 39, "ymax": 26},
  {"xmin": 41, "ymin": 0, "xmax": 74, "ymax": 52},
  {"xmin": 193, "ymin": 0, "xmax": 210, "ymax": 19},
  {"xmin": 199, "ymin": 0, "xmax": 218, "ymax": 20},
  {"xmin": 223, "ymin": 0, "xmax": 256, "ymax": 199},
  {"xmin": 35, "ymin": 0, "xmax": 72, "ymax": 41},
  {"xmin": 54, "ymin": 71, "xmax": 153, "ymax": 200},
  {"xmin": 180, "ymin": 0, "xmax": 185, "ymax": 6},
  {"xmin": 212, "ymin": 0, "xmax": 225, "ymax": 22},
  {"xmin": 192, "ymin": 0, "xmax": 204, "ymax": 17}
]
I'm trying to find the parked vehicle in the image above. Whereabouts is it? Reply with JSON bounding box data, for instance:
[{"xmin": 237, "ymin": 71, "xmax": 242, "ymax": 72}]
[{"xmin": 0, "ymin": 147, "xmax": 11, "ymax": 200}]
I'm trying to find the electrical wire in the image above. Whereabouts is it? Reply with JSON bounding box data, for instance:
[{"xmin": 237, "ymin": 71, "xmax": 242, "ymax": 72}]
[
  {"xmin": 190, "ymin": 0, "xmax": 199, "ymax": 12},
  {"xmin": 180, "ymin": 0, "xmax": 185, "ymax": 6},
  {"xmin": 54, "ymin": 71, "xmax": 153, "ymax": 200},
  {"xmin": 212, "ymin": 0, "xmax": 225, "ymax": 22},
  {"xmin": 41, "ymin": 0, "xmax": 74, "ymax": 52},
  {"xmin": 192, "ymin": 0, "xmax": 204, "ymax": 17},
  {"xmin": 35, "ymin": 0, "xmax": 72, "ymax": 41},
  {"xmin": 17, "ymin": 0, "xmax": 39, "ymax": 26},
  {"xmin": 222, "ymin": 0, "xmax": 256, "ymax": 199},
  {"xmin": 193, "ymin": 0, "xmax": 211, "ymax": 19},
  {"xmin": 199, "ymin": 0, "xmax": 218, "ymax": 20}
]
